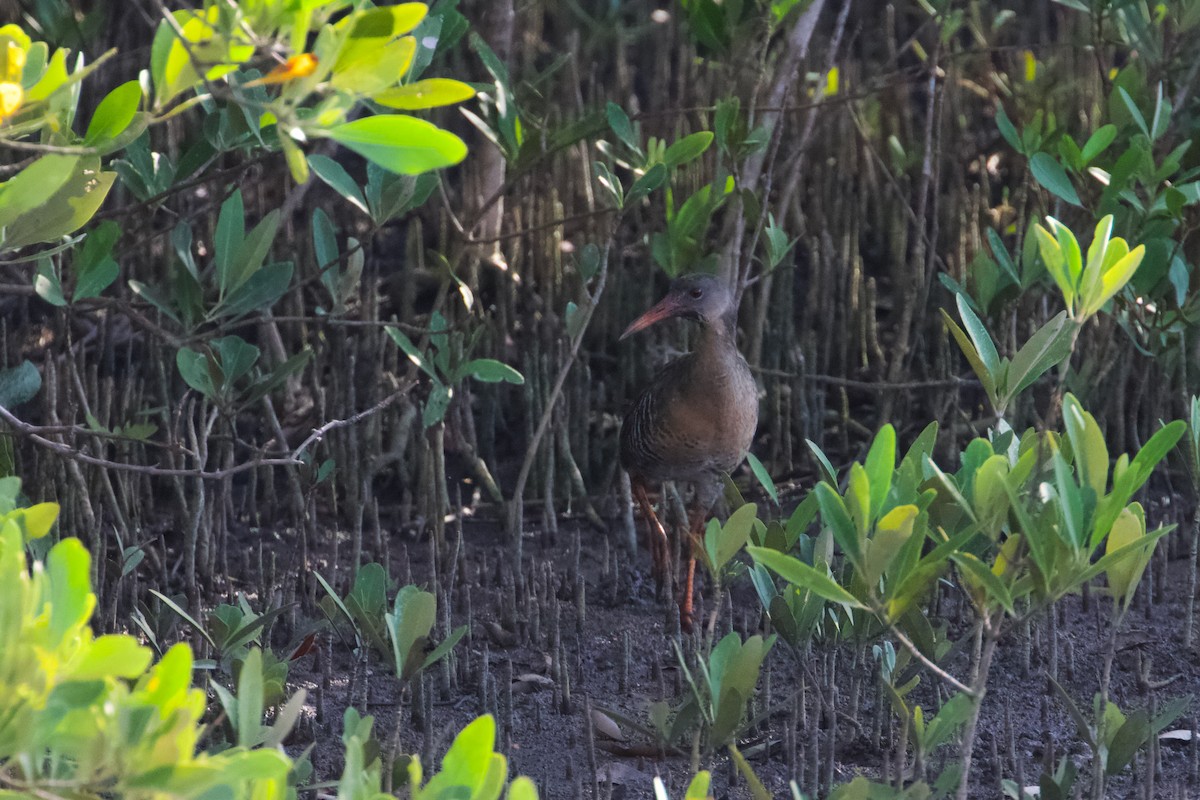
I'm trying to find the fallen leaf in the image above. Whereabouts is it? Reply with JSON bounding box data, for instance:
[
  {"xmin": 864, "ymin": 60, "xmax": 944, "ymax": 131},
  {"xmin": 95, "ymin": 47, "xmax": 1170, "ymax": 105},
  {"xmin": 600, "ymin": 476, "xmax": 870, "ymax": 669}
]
[{"xmin": 590, "ymin": 708, "xmax": 624, "ymax": 741}]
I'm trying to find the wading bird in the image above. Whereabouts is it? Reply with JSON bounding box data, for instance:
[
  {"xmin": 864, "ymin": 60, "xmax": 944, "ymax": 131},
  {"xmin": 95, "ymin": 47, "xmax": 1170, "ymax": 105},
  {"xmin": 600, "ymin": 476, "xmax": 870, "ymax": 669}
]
[{"xmin": 619, "ymin": 273, "xmax": 758, "ymax": 630}]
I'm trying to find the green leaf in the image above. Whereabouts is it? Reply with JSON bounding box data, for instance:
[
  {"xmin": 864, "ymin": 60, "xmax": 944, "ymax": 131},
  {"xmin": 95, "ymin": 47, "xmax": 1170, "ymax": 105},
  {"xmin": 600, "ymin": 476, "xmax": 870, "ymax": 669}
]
[
  {"xmin": 745, "ymin": 452, "xmax": 778, "ymax": 504},
  {"xmin": 373, "ymin": 78, "xmax": 476, "ymax": 109},
  {"xmin": 423, "ymin": 382, "xmax": 452, "ymax": 427},
  {"xmin": 995, "ymin": 104, "xmax": 1022, "ymax": 153},
  {"xmin": 864, "ymin": 424, "xmax": 896, "ymax": 519},
  {"xmin": 1030, "ymin": 152, "xmax": 1082, "ymax": 206},
  {"xmin": 237, "ymin": 648, "xmax": 265, "ymax": 746},
  {"xmin": 386, "ymin": 326, "xmax": 436, "ymax": 379},
  {"xmin": 0, "ymin": 156, "xmax": 116, "ymax": 251},
  {"xmin": 1081, "ymin": 124, "xmax": 1118, "ymax": 164},
  {"xmin": 986, "ymin": 228, "xmax": 1020, "ymax": 284},
  {"xmin": 605, "ymin": 102, "xmax": 639, "ymax": 153},
  {"xmin": 1085, "ymin": 245, "xmax": 1144, "ymax": 316},
  {"xmin": 69, "ymin": 634, "xmax": 153, "ymax": 680},
  {"xmin": 748, "ymin": 546, "xmax": 866, "ymax": 609},
  {"xmin": 421, "ymin": 624, "xmax": 467, "ymax": 671},
  {"xmin": 1106, "ymin": 709, "xmax": 1150, "ymax": 775},
  {"xmin": 35, "ymin": 258, "xmax": 67, "ymax": 307},
  {"xmin": 176, "ymin": 348, "xmax": 216, "ymax": 398},
  {"xmin": 625, "ymin": 162, "xmax": 667, "ymax": 206},
  {"xmin": 345, "ymin": 3, "xmax": 427, "ymax": 37},
  {"xmin": 708, "ymin": 502, "xmax": 758, "ymax": 573},
  {"xmin": 815, "ymin": 482, "xmax": 864, "ymax": 571},
  {"xmin": 864, "ymin": 505, "xmax": 917, "ymax": 589},
  {"xmin": 1006, "ymin": 312, "xmax": 1075, "ymax": 398},
  {"xmin": 0, "ymin": 360, "xmax": 42, "ymax": 409},
  {"xmin": 1104, "ymin": 504, "xmax": 1150, "ymax": 606},
  {"xmin": 952, "ymin": 551, "xmax": 1014, "ymax": 614},
  {"xmin": 1062, "ymin": 394, "xmax": 1108, "ymax": 496},
  {"xmin": 309, "ymin": 155, "xmax": 369, "ymax": 216},
  {"xmin": 47, "ymin": 538, "xmax": 95, "ymax": 642},
  {"xmin": 84, "ymin": 80, "xmax": 142, "ymax": 145},
  {"xmin": 327, "ymin": 115, "xmax": 467, "ymax": 175},
  {"xmin": 229, "ymin": 209, "xmax": 281, "ymax": 295},
  {"xmin": 332, "ymin": 35, "xmax": 417, "ymax": 95},
  {"xmin": 664, "ymin": 131, "xmax": 714, "ymax": 168},
  {"xmin": 214, "ymin": 335, "xmax": 260, "ymax": 384},
  {"xmin": 452, "ymin": 358, "xmax": 524, "ymax": 385},
  {"xmin": 214, "ymin": 190, "xmax": 245, "ymax": 296},
  {"xmin": 74, "ymin": 220, "xmax": 121, "ymax": 301},
  {"xmin": 941, "ymin": 309, "xmax": 997, "ymax": 410},
  {"xmin": 1117, "ymin": 87, "xmax": 1150, "ymax": 138},
  {"xmin": 805, "ymin": 438, "xmax": 839, "ymax": 487},
  {"xmin": 216, "ymin": 262, "xmax": 293, "ymax": 319}
]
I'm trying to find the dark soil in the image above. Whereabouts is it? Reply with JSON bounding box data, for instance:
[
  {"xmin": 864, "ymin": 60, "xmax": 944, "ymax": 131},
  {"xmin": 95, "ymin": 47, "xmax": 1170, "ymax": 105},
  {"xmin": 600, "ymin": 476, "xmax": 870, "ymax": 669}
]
[{"xmin": 257, "ymin": 492, "xmax": 1200, "ymax": 800}]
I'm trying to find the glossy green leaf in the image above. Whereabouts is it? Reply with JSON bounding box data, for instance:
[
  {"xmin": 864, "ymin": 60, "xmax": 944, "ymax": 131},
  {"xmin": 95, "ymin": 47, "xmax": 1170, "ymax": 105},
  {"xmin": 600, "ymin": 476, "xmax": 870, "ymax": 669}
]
[
  {"xmin": 386, "ymin": 326, "xmax": 436, "ymax": 379},
  {"xmin": 605, "ymin": 102, "xmax": 639, "ymax": 152},
  {"xmin": 1117, "ymin": 86, "xmax": 1149, "ymax": 138},
  {"xmin": 237, "ymin": 647, "xmax": 265, "ymax": 746},
  {"xmin": 748, "ymin": 546, "xmax": 866, "ymax": 609},
  {"xmin": 176, "ymin": 348, "xmax": 216, "ymax": 398},
  {"xmin": 1007, "ymin": 312, "xmax": 1074, "ymax": 398},
  {"xmin": 745, "ymin": 452, "xmax": 778, "ymax": 504},
  {"xmin": 814, "ymin": 480, "xmax": 864, "ymax": 571},
  {"xmin": 664, "ymin": 131, "xmax": 714, "ymax": 168},
  {"xmin": 952, "ymin": 551, "xmax": 1014, "ymax": 614},
  {"xmin": 84, "ymin": 80, "xmax": 141, "ymax": 145},
  {"xmin": 941, "ymin": 308, "xmax": 997, "ymax": 409},
  {"xmin": 423, "ymin": 382, "xmax": 452, "ymax": 427},
  {"xmin": 216, "ymin": 261, "xmax": 293, "ymax": 319},
  {"xmin": 453, "ymin": 358, "xmax": 524, "ymax": 385},
  {"xmin": 214, "ymin": 190, "xmax": 245, "ymax": 296},
  {"xmin": 864, "ymin": 424, "xmax": 896, "ymax": 519},
  {"xmin": 309, "ymin": 155, "xmax": 369, "ymax": 216},
  {"xmin": 73, "ymin": 220, "xmax": 120, "ymax": 301},
  {"xmin": 1085, "ymin": 244, "xmax": 1144, "ymax": 316},
  {"xmin": 229, "ymin": 210, "xmax": 281, "ymax": 295},
  {"xmin": 626, "ymin": 162, "xmax": 667, "ymax": 206},
  {"xmin": 708, "ymin": 502, "xmax": 758, "ymax": 572},
  {"xmin": 1062, "ymin": 394, "xmax": 1107, "ymax": 496},
  {"xmin": 327, "ymin": 115, "xmax": 467, "ymax": 175},
  {"xmin": 1030, "ymin": 152, "xmax": 1081, "ymax": 206}
]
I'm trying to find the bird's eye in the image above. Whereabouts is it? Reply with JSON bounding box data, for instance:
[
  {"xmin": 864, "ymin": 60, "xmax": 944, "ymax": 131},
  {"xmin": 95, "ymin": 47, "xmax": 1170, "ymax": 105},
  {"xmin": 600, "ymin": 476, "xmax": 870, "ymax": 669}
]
[{"xmin": 689, "ymin": 288, "xmax": 703, "ymax": 299}]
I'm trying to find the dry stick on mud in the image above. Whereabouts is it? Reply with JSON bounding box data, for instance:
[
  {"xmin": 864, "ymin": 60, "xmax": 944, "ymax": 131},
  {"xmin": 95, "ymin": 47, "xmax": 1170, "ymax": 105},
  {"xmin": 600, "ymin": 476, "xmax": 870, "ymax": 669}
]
[{"xmin": 0, "ymin": 378, "xmax": 416, "ymax": 480}]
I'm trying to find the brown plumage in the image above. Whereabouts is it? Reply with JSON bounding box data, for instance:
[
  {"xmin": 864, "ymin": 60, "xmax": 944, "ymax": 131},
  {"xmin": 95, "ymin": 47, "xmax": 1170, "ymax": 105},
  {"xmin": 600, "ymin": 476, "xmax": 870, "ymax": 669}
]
[{"xmin": 619, "ymin": 274, "xmax": 758, "ymax": 629}]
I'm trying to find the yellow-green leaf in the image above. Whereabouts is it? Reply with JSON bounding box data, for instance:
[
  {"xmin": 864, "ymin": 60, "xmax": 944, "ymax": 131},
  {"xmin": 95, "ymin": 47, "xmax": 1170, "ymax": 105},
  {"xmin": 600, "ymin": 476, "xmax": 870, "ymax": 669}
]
[
  {"xmin": 1105, "ymin": 504, "xmax": 1150, "ymax": 606},
  {"xmin": 331, "ymin": 35, "xmax": 416, "ymax": 94},
  {"xmin": 326, "ymin": 115, "xmax": 467, "ymax": 175},
  {"xmin": 16, "ymin": 501, "xmax": 58, "ymax": 540},
  {"xmin": 1085, "ymin": 244, "xmax": 1144, "ymax": 316},
  {"xmin": 84, "ymin": 80, "xmax": 141, "ymax": 145},
  {"xmin": 374, "ymin": 78, "xmax": 476, "ymax": 110}
]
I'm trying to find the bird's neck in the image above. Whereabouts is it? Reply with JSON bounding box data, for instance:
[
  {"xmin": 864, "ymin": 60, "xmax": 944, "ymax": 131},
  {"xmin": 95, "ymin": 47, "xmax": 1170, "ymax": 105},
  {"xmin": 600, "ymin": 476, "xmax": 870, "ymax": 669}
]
[{"xmin": 690, "ymin": 316, "xmax": 745, "ymax": 379}]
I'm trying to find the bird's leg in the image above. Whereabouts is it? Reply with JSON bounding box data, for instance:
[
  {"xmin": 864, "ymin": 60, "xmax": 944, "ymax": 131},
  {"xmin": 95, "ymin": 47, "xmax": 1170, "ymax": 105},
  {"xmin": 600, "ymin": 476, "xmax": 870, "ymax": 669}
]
[
  {"xmin": 678, "ymin": 498, "xmax": 709, "ymax": 634},
  {"xmin": 631, "ymin": 479, "xmax": 671, "ymax": 591}
]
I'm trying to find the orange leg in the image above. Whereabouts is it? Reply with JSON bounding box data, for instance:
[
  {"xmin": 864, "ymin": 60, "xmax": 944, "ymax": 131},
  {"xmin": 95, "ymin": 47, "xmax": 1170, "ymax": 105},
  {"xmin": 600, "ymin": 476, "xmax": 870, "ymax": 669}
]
[
  {"xmin": 631, "ymin": 479, "xmax": 672, "ymax": 591},
  {"xmin": 678, "ymin": 500, "xmax": 708, "ymax": 633}
]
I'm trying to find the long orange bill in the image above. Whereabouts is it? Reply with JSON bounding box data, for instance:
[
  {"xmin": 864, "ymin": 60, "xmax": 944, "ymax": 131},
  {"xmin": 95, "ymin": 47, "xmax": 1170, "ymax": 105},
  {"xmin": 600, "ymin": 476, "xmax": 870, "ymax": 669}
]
[{"xmin": 620, "ymin": 296, "xmax": 681, "ymax": 340}]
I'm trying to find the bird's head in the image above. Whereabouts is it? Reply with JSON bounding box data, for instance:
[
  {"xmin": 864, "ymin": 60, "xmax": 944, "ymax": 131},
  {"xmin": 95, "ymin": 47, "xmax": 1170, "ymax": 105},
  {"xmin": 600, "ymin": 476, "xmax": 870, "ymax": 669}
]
[{"xmin": 620, "ymin": 274, "xmax": 735, "ymax": 340}]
